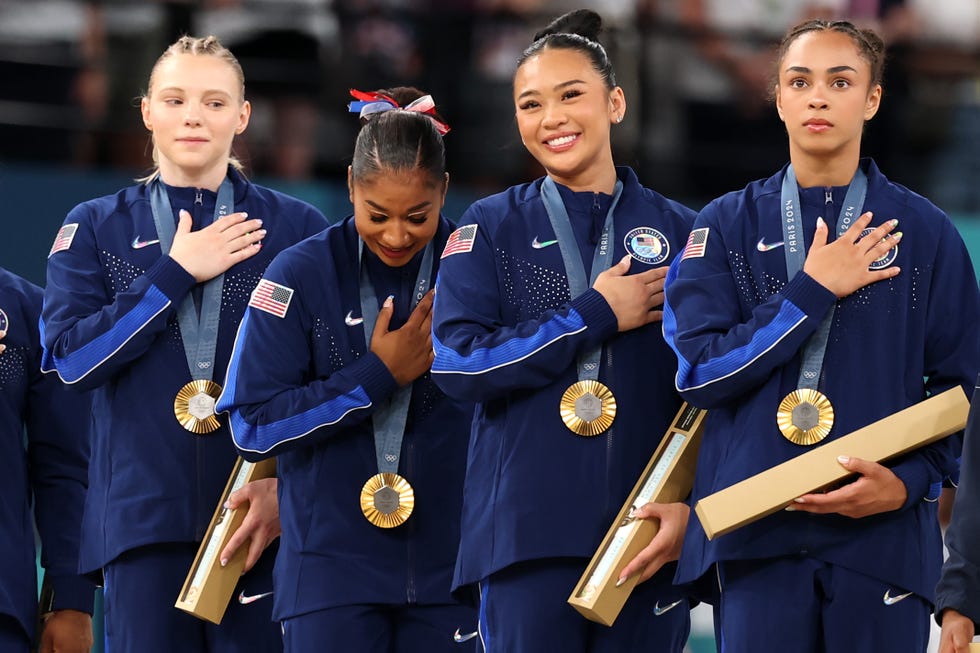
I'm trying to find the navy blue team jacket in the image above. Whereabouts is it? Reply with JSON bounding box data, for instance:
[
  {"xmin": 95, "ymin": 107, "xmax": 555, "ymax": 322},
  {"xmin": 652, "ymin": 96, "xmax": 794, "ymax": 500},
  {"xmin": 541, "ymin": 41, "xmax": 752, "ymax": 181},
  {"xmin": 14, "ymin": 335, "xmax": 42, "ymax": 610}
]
[
  {"xmin": 1, "ymin": 269, "xmax": 94, "ymax": 640},
  {"xmin": 216, "ymin": 216, "xmax": 474, "ymax": 621},
  {"xmin": 663, "ymin": 159, "xmax": 980, "ymax": 602},
  {"xmin": 431, "ymin": 166, "xmax": 696, "ymax": 590},
  {"xmin": 40, "ymin": 167, "xmax": 327, "ymax": 573},
  {"xmin": 936, "ymin": 379, "xmax": 980, "ymax": 624}
]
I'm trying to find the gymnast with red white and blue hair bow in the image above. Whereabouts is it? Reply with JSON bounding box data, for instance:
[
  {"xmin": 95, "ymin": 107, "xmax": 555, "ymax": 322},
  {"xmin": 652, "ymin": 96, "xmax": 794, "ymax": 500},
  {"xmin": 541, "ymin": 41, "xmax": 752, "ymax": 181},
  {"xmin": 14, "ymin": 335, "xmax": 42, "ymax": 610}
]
[
  {"xmin": 348, "ymin": 88, "xmax": 451, "ymax": 135},
  {"xmin": 218, "ymin": 85, "xmax": 476, "ymax": 653}
]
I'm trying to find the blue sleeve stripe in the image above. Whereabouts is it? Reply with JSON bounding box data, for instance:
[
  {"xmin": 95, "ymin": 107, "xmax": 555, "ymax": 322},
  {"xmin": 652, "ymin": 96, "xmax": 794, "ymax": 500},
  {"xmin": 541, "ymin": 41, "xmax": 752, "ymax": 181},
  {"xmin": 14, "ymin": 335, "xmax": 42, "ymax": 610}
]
[
  {"xmin": 227, "ymin": 386, "xmax": 373, "ymax": 455},
  {"xmin": 663, "ymin": 290, "xmax": 807, "ymax": 392},
  {"xmin": 216, "ymin": 308, "xmax": 252, "ymax": 412},
  {"xmin": 39, "ymin": 285, "xmax": 171, "ymax": 384},
  {"xmin": 431, "ymin": 309, "xmax": 587, "ymax": 376}
]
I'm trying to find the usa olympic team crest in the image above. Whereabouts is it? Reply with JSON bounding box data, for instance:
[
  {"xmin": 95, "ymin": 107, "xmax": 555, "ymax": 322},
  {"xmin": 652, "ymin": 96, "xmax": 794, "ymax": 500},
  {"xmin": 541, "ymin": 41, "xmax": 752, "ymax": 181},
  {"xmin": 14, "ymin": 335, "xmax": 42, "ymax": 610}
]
[
  {"xmin": 0, "ymin": 308, "xmax": 7, "ymax": 335},
  {"xmin": 624, "ymin": 227, "xmax": 669, "ymax": 265},
  {"xmin": 860, "ymin": 227, "xmax": 898, "ymax": 270}
]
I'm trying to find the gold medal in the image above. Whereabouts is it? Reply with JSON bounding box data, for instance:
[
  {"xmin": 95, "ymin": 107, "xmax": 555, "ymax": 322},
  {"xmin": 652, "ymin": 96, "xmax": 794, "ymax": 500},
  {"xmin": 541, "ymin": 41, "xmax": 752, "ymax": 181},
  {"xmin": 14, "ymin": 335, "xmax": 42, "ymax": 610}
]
[
  {"xmin": 360, "ymin": 472, "xmax": 414, "ymax": 528},
  {"xmin": 174, "ymin": 380, "xmax": 223, "ymax": 434},
  {"xmin": 560, "ymin": 380, "xmax": 617, "ymax": 436},
  {"xmin": 776, "ymin": 388, "xmax": 834, "ymax": 445}
]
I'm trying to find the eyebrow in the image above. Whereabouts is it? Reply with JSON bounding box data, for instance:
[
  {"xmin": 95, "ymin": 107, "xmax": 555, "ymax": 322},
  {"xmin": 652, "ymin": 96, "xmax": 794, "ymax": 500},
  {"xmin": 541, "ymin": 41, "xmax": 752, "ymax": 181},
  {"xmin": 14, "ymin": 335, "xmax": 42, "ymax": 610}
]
[
  {"xmin": 784, "ymin": 65, "xmax": 858, "ymax": 74},
  {"xmin": 365, "ymin": 199, "xmax": 432, "ymax": 213},
  {"xmin": 156, "ymin": 86, "xmax": 234, "ymax": 97},
  {"xmin": 516, "ymin": 79, "xmax": 587, "ymax": 101}
]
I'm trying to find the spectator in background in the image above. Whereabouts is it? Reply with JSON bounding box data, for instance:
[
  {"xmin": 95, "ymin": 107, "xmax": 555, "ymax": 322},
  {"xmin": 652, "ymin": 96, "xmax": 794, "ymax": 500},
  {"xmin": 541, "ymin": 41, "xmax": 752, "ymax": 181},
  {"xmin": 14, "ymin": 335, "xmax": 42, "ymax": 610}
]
[
  {"xmin": 642, "ymin": 0, "xmax": 843, "ymax": 203},
  {"xmin": 905, "ymin": 0, "xmax": 980, "ymax": 214},
  {"xmin": 196, "ymin": 0, "xmax": 341, "ymax": 180}
]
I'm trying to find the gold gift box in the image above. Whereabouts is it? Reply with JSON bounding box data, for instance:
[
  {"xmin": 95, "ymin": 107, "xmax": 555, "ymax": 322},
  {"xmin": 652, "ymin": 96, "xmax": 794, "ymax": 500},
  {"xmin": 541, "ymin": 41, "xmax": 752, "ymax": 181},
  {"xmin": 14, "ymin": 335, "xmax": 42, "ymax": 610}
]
[
  {"xmin": 568, "ymin": 403, "xmax": 706, "ymax": 626},
  {"xmin": 175, "ymin": 457, "xmax": 277, "ymax": 624},
  {"xmin": 695, "ymin": 386, "xmax": 969, "ymax": 540}
]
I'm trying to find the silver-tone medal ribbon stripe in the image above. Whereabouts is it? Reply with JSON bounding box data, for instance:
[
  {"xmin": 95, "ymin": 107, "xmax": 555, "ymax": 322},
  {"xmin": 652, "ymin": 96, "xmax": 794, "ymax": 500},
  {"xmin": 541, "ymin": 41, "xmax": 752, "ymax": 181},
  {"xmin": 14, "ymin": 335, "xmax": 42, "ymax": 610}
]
[
  {"xmin": 780, "ymin": 166, "xmax": 867, "ymax": 391},
  {"xmin": 149, "ymin": 178, "xmax": 234, "ymax": 382},
  {"xmin": 540, "ymin": 176, "xmax": 623, "ymax": 383},
  {"xmin": 357, "ymin": 240, "xmax": 434, "ymax": 473}
]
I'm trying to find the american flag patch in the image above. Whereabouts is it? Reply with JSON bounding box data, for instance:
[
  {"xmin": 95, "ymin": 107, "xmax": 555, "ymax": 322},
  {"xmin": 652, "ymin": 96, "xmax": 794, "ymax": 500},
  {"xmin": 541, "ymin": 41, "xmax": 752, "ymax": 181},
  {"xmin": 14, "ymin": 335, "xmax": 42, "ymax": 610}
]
[
  {"xmin": 441, "ymin": 224, "xmax": 478, "ymax": 258},
  {"xmin": 680, "ymin": 228, "xmax": 709, "ymax": 261},
  {"xmin": 48, "ymin": 223, "xmax": 79, "ymax": 257},
  {"xmin": 249, "ymin": 279, "xmax": 294, "ymax": 318}
]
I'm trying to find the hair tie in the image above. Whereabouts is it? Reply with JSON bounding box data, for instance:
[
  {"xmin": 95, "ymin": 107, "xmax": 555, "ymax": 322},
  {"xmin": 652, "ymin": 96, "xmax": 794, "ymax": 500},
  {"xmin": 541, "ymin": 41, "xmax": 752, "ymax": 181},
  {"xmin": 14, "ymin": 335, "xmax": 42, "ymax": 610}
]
[{"xmin": 348, "ymin": 88, "xmax": 451, "ymax": 135}]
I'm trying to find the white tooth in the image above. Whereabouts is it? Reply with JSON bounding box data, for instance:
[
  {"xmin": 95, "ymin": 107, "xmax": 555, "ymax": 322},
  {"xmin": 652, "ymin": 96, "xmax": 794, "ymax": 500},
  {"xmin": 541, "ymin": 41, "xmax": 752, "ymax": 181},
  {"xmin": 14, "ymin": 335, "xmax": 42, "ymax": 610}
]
[{"xmin": 548, "ymin": 135, "xmax": 576, "ymax": 146}]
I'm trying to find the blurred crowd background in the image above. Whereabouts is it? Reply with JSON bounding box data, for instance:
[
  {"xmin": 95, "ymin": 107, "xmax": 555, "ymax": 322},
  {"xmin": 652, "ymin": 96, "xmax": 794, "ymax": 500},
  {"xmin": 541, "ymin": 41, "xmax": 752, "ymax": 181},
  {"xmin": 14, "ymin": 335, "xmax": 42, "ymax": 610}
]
[{"xmin": 0, "ymin": 0, "xmax": 976, "ymax": 211}]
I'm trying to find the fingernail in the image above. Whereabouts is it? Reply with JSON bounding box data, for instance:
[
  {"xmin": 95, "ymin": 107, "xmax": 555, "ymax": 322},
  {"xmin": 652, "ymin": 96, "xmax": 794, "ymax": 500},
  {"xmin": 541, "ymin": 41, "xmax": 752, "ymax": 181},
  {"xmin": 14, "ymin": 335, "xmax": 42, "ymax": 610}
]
[
  {"xmin": 0, "ymin": 329, "xmax": 6, "ymax": 337},
  {"xmin": 890, "ymin": 219, "xmax": 898, "ymax": 227},
  {"xmin": 220, "ymin": 558, "xmax": 228, "ymax": 567},
  {"xmin": 223, "ymin": 501, "xmax": 231, "ymax": 509},
  {"xmin": 241, "ymin": 212, "xmax": 248, "ymax": 218},
  {"xmin": 785, "ymin": 505, "xmax": 796, "ymax": 511},
  {"xmin": 258, "ymin": 229, "xmax": 267, "ymax": 236},
  {"xmin": 616, "ymin": 577, "xmax": 627, "ymax": 587},
  {"xmin": 892, "ymin": 232, "xmax": 903, "ymax": 242},
  {"xmin": 816, "ymin": 216, "xmax": 826, "ymax": 229},
  {"xmin": 180, "ymin": 209, "xmax": 190, "ymax": 217},
  {"xmin": 384, "ymin": 295, "xmax": 394, "ymax": 308},
  {"xmin": 837, "ymin": 455, "xmax": 850, "ymax": 464},
  {"xmin": 794, "ymin": 497, "xmax": 805, "ymax": 503}
]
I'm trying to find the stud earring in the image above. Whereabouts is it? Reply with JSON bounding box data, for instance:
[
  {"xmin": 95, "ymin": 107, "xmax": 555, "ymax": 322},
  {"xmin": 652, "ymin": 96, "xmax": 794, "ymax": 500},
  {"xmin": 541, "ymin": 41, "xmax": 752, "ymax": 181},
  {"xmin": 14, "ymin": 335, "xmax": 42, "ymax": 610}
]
[{"xmin": 616, "ymin": 115, "xmax": 623, "ymax": 124}]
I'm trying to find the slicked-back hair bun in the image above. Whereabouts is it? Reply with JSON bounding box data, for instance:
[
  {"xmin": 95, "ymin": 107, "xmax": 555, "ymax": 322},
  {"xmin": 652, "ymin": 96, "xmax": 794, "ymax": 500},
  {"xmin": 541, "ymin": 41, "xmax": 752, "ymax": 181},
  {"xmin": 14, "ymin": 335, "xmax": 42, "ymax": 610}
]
[
  {"xmin": 533, "ymin": 8, "xmax": 602, "ymax": 43},
  {"xmin": 518, "ymin": 9, "xmax": 616, "ymax": 90}
]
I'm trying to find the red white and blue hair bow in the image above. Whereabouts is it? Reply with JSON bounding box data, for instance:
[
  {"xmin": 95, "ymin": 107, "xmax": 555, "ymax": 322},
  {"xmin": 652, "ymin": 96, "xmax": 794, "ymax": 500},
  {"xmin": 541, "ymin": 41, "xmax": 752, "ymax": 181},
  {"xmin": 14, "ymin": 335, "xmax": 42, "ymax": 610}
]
[{"xmin": 348, "ymin": 88, "xmax": 451, "ymax": 135}]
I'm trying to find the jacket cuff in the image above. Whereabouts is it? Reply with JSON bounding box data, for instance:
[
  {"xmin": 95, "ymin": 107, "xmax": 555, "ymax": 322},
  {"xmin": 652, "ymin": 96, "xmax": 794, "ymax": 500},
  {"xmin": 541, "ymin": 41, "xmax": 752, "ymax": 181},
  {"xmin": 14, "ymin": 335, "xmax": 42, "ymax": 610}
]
[
  {"xmin": 144, "ymin": 255, "xmax": 197, "ymax": 303},
  {"xmin": 46, "ymin": 574, "xmax": 97, "ymax": 615},
  {"xmin": 352, "ymin": 352, "xmax": 400, "ymax": 403},
  {"xmin": 890, "ymin": 457, "xmax": 933, "ymax": 510},
  {"xmin": 570, "ymin": 288, "xmax": 619, "ymax": 346},
  {"xmin": 780, "ymin": 271, "xmax": 838, "ymax": 320}
]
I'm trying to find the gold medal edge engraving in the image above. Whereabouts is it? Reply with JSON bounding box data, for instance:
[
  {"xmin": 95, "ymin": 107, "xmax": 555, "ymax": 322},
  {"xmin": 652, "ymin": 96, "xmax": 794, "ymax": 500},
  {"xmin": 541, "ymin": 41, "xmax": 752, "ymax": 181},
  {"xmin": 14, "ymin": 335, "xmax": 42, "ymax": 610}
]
[
  {"xmin": 560, "ymin": 380, "xmax": 617, "ymax": 436},
  {"xmin": 174, "ymin": 379, "xmax": 223, "ymax": 434},
  {"xmin": 776, "ymin": 388, "xmax": 834, "ymax": 446},
  {"xmin": 360, "ymin": 472, "xmax": 415, "ymax": 528}
]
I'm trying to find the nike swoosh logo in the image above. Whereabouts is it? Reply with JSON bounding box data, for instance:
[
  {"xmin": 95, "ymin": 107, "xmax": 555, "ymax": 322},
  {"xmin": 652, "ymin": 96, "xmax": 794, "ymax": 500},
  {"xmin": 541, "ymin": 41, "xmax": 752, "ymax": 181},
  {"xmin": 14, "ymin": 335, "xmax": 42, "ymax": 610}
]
[
  {"xmin": 344, "ymin": 311, "xmax": 363, "ymax": 327},
  {"xmin": 453, "ymin": 628, "xmax": 478, "ymax": 643},
  {"xmin": 132, "ymin": 236, "xmax": 161, "ymax": 249},
  {"xmin": 653, "ymin": 598, "xmax": 685, "ymax": 616},
  {"xmin": 756, "ymin": 238, "xmax": 784, "ymax": 252},
  {"xmin": 238, "ymin": 590, "xmax": 274, "ymax": 604},
  {"xmin": 531, "ymin": 236, "xmax": 558, "ymax": 249},
  {"xmin": 882, "ymin": 589, "xmax": 914, "ymax": 606}
]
